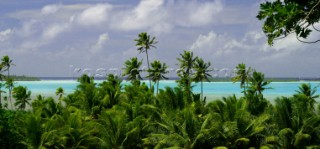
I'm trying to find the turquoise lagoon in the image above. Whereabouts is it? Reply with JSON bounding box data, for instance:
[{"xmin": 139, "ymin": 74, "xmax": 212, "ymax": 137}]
[{"xmin": 8, "ymin": 80, "xmax": 320, "ymax": 101}]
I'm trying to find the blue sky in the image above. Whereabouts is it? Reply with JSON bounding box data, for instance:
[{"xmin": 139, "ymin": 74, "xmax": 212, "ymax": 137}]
[{"xmin": 0, "ymin": 0, "xmax": 320, "ymax": 77}]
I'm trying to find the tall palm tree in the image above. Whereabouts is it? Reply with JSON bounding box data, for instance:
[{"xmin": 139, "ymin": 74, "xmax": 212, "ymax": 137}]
[
  {"xmin": 135, "ymin": 32, "xmax": 158, "ymax": 88},
  {"xmin": 13, "ymin": 86, "xmax": 31, "ymax": 110},
  {"xmin": 2, "ymin": 56, "xmax": 14, "ymax": 109},
  {"xmin": 147, "ymin": 60, "xmax": 169, "ymax": 94},
  {"xmin": 56, "ymin": 87, "xmax": 64, "ymax": 100},
  {"xmin": 232, "ymin": 63, "xmax": 252, "ymax": 95},
  {"xmin": 5, "ymin": 78, "xmax": 14, "ymax": 109},
  {"xmin": 1, "ymin": 55, "xmax": 14, "ymax": 79},
  {"xmin": 176, "ymin": 50, "xmax": 197, "ymax": 103},
  {"xmin": 122, "ymin": 57, "xmax": 143, "ymax": 82},
  {"xmin": 0, "ymin": 65, "xmax": 4, "ymax": 108},
  {"xmin": 192, "ymin": 58, "xmax": 213, "ymax": 100}
]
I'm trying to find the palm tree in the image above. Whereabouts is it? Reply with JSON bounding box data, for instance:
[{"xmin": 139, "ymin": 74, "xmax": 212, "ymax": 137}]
[
  {"xmin": 56, "ymin": 87, "xmax": 64, "ymax": 100},
  {"xmin": 60, "ymin": 110, "xmax": 100, "ymax": 148},
  {"xmin": 98, "ymin": 110, "xmax": 128, "ymax": 148},
  {"xmin": 122, "ymin": 57, "xmax": 143, "ymax": 82},
  {"xmin": 2, "ymin": 56, "xmax": 14, "ymax": 109},
  {"xmin": 295, "ymin": 83, "xmax": 319, "ymax": 101},
  {"xmin": 74, "ymin": 74, "xmax": 102, "ymax": 119},
  {"xmin": 272, "ymin": 96, "xmax": 320, "ymax": 148},
  {"xmin": 5, "ymin": 78, "xmax": 14, "ymax": 109},
  {"xmin": 97, "ymin": 74, "xmax": 122, "ymax": 108},
  {"xmin": 16, "ymin": 112, "xmax": 44, "ymax": 148},
  {"xmin": 176, "ymin": 50, "xmax": 197, "ymax": 103},
  {"xmin": 135, "ymin": 32, "xmax": 158, "ymax": 89},
  {"xmin": 177, "ymin": 51, "xmax": 197, "ymax": 79},
  {"xmin": 192, "ymin": 58, "xmax": 213, "ymax": 100},
  {"xmin": 0, "ymin": 66, "xmax": 5, "ymax": 108},
  {"xmin": 232, "ymin": 63, "xmax": 252, "ymax": 95},
  {"xmin": 248, "ymin": 71, "xmax": 271, "ymax": 95},
  {"xmin": 293, "ymin": 83, "xmax": 319, "ymax": 112},
  {"xmin": 13, "ymin": 86, "xmax": 31, "ymax": 110},
  {"xmin": 1, "ymin": 55, "xmax": 14, "ymax": 78},
  {"xmin": 147, "ymin": 60, "xmax": 169, "ymax": 94}
]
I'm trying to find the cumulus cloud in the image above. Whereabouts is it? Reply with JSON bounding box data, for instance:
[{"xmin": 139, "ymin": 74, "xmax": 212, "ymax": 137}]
[
  {"xmin": 191, "ymin": 31, "xmax": 216, "ymax": 50},
  {"xmin": 111, "ymin": 0, "xmax": 166, "ymax": 31},
  {"xmin": 186, "ymin": 0, "xmax": 223, "ymax": 26},
  {"xmin": 190, "ymin": 31, "xmax": 248, "ymax": 56},
  {"xmin": 76, "ymin": 4, "xmax": 112, "ymax": 26},
  {"xmin": 42, "ymin": 23, "xmax": 69, "ymax": 39},
  {"xmin": 2, "ymin": 0, "xmax": 320, "ymax": 77},
  {"xmin": 0, "ymin": 29, "xmax": 13, "ymax": 42},
  {"xmin": 110, "ymin": 0, "xmax": 224, "ymax": 33}
]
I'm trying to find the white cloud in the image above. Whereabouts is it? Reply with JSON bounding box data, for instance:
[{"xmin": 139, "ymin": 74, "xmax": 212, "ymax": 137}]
[
  {"xmin": 0, "ymin": 29, "xmax": 13, "ymax": 41},
  {"xmin": 42, "ymin": 23, "xmax": 69, "ymax": 39},
  {"xmin": 191, "ymin": 31, "xmax": 217, "ymax": 50},
  {"xmin": 76, "ymin": 4, "xmax": 112, "ymax": 26},
  {"xmin": 243, "ymin": 31, "xmax": 265, "ymax": 43},
  {"xmin": 91, "ymin": 33, "xmax": 109, "ymax": 53},
  {"xmin": 188, "ymin": 1, "xmax": 223, "ymax": 26},
  {"xmin": 42, "ymin": 4, "xmax": 62, "ymax": 14},
  {"xmin": 190, "ymin": 31, "xmax": 245, "ymax": 56},
  {"xmin": 260, "ymin": 33, "xmax": 302, "ymax": 53},
  {"xmin": 111, "ymin": 0, "xmax": 223, "ymax": 33},
  {"xmin": 111, "ymin": 0, "xmax": 166, "ymax": 31},
  {"xmin": 174, "ymin": 0, "xmax": 223, "ymax": 27}
]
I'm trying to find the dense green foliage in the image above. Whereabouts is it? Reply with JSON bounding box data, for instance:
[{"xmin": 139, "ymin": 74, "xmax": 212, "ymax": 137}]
[
  {"xmin": 1, "ymin": 72, "xmax": 320, "ymax": 148},
  {"xmin": 257, "ymin": 0, "xmax": 320, "ymax": 45},
  {"xmin": 1, "ymin": 63, "xmax": 320, "ymax": 148}
]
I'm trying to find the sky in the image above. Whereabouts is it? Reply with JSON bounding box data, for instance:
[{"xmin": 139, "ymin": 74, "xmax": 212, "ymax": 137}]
[{"xmin": 0, "ymin": 0, "xmax": 320, "ymax": 78}]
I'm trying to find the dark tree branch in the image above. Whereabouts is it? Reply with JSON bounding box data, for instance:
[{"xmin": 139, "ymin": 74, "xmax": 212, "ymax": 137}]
[
  {"xmin": 296, "ymin": 34, "xmax": 320, "ymax": 43},
  {"xmin": 274, "ymin": 32, "xmax": 294, "ymax": 41},
  {"xmin": 303, "ymin": 0, "xmax": 320, "ymax": 21},
  {"xmin": 274, "ymin": 36, "xmax": 287, "ymax": 40},
  {"xmin": 312, "ymin": 24, "xmax": 320, "ymax": 32}
]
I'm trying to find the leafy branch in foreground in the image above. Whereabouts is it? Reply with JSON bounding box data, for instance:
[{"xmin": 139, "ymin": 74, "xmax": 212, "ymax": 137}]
[{"xmin": 257, "ymin": 0, "xmax": 320, "ymax": 45}]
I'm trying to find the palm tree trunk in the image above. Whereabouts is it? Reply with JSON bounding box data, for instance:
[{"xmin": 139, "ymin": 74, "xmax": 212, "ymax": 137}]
[
  {"xmin": 7, "ymin": 69, "xmax": 13, "ymax": 109},
  {"xmin": 244, "ymin": 83, "xmax": 246, "ymax": 96},
  {"xmin": 201, "ymin": 81, "xmax": 203, "ymax": 100},
  {"xmin": 9, "ymin": 87, "xmax": 12, "ymax": 109},
  {"xmin": 157, "ymin": 81, "xmax": 159, "ymax": 95},
  {"xmin": 145, "ymin": 50, "xmax": 151, "ymax": 89}
]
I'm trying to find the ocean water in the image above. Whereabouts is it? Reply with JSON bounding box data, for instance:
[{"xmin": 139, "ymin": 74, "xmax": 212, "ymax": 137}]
[{"xmin": 3, "ymin": 80, "xmax": 320, "ymax": 101}]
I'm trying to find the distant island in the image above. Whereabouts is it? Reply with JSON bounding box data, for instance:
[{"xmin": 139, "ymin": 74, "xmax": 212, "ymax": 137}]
[{"xmin": 10, "ymin": 75, "xmax": 40, "ymax": 81}]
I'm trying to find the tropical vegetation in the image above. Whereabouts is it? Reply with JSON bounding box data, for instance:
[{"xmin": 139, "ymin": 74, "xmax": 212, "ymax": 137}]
[{"xmin": 1, "ymin": 32, "xmax": 320, "ymax": 149}]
